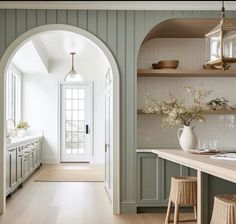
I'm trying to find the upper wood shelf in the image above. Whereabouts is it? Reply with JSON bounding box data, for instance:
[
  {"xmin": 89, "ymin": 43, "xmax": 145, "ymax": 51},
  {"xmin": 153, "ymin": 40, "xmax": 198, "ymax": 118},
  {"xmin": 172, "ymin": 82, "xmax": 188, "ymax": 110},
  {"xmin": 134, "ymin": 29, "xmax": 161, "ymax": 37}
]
[
  {"xmin": 137, "ymin": 108, "xmax": 236, "ymax": 115},
  {"xmin": 137, "ymin": 69, "xmax": 236, "ymax": 77}
]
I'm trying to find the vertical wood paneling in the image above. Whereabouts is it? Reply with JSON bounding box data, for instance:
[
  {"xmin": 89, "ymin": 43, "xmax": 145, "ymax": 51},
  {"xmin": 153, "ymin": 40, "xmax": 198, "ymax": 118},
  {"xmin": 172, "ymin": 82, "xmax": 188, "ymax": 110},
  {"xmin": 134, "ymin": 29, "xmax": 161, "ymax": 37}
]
[
  {"xmin": 107, "ymin": 11, "xmax": 117, "ymax": 56},
  {"xmin": 78, "ymin": 10, "xmax": 88, "ymax": 30},
  {"xmin": 0, "ymin": 9, "xmax": 5, "ymax": 57},
  {"xmin": 133, "ymin": 11, "xmax": 145, "ymax": 203},
  {"xmin": 67, "ymin": 10, "xmax": 77, "ymax": 26},
  {"xmin": 26, "ymin": 9, "xmax": 36, "ymax": 30},
  {"xmin": 46, "ymin": 9, "xmax": 57, "ymax": 24},
  {"xmin": 144, "ymin": 10, "xmax": 156, "ymax": 33},
  {"xmin": 36, "ymin": 9, "xmax": 46, "ymax": 26},
  {"xmin": 117, "ymin": 10, "xmax": 126, "ymax": 201},
  {"xmin": 57, "ymin": 10, "xmax": 67, "ymax": 24},
  {"xmin": 2, "ymin": 8, "xmax": 236, "ymax": 213},
  {"xmin": 5, "ymin": 9, "xmax": 16, "ymax": 48},
  {"xmin": 16, "ymin": 9, "xmax": 26, "ymax": 37},
  {"xmin": 125, "ymin": 10, "xmax": 135, "ymax": 201},
  {"xmin": 87, "ymin": 10, "xmax": 97, "ymax": 35},
  {"xmin": 97, "ymin": 10, "xmax": 107, "ymax": 42},
  {"xmin": 134, "ymin": 11, "xmax": 145, "ymax": 56}
]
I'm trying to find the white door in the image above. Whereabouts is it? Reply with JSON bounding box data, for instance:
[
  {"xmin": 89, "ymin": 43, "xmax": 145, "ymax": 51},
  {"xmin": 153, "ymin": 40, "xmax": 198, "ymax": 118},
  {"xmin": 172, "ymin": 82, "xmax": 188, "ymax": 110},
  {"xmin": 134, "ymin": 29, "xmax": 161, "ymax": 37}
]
[
  {"xmin": 60, "ymin": 83, "xmax": 92, "ymax": 162},
  {"xmin": 104, "ymin": 70, "xmax": 113, "ymax": 198}
]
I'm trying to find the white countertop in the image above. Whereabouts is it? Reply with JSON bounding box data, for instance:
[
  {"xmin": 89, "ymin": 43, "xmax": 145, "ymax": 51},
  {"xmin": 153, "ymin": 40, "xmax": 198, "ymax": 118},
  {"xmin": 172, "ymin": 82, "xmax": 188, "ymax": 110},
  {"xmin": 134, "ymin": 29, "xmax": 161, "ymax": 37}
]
[
  {"xmin": 138, "ymin": 148, "xmax": 236, "ymax": 184},
  {"xmin": 5, "ymin": 135, "xmax": 43, "ymax": 148}
]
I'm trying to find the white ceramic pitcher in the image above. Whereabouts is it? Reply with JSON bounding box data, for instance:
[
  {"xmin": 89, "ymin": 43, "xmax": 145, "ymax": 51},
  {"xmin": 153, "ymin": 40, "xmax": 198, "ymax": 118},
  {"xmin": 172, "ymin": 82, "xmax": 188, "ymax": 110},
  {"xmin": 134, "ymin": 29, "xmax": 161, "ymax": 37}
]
[{"xmin": 177, "ymin": 125, "xmax": 197, "ymax": 151}]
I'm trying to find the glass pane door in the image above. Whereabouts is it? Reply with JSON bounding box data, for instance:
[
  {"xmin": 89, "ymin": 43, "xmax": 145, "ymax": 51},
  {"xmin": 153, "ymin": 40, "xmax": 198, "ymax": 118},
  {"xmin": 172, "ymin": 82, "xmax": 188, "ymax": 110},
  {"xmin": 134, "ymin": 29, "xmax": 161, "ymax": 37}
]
[{"xmin": 61, "ymin": 84, "xmax": 91, "ymax": 162}]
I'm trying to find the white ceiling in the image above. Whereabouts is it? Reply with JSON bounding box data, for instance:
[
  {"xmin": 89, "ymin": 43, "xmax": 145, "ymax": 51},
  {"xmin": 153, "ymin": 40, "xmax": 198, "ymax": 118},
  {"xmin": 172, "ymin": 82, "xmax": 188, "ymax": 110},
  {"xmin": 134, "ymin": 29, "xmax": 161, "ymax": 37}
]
[
  {"xmin": 38, "ymin": 31, "xmax": 94, "ymax": 62},
  {"xmin": 1, "ymin": 1, "xmax": 236, "ymax": 10},
  {"xmin": 10, "ymin": 30, "xmax": 105, "ymax": 75},
  {"xmin": 11, "ymin": 40, "xmax": 48, "ymax": 75}
]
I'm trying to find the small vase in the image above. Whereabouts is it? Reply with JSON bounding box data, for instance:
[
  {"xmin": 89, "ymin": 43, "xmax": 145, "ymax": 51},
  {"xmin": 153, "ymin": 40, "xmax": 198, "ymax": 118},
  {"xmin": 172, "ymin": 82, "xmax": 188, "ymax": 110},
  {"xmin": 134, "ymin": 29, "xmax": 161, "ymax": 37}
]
[
  {"xmin": 177, "ymin": 125, "xmax": 197, "ymax": 151},
  {"xmin": 17, "ymin": 128, "xmax": 27, "ymax": 137}
]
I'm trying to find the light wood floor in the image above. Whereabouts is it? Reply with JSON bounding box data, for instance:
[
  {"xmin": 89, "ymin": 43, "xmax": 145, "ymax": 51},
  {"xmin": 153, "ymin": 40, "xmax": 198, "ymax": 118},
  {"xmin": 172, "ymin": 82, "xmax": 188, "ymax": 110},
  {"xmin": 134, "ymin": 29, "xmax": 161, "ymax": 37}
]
[{"xmin": 0, "ymin": 165, "xmax": 196, "ymax": 224}]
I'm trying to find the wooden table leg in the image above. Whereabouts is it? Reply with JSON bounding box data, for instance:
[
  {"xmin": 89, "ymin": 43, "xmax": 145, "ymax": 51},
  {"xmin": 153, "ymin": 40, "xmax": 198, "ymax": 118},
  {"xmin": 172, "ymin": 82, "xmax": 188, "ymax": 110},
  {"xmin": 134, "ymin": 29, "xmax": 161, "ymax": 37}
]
[{"xmin": 197, "ymin": 170, "xmax": 209, "ymax": 224}]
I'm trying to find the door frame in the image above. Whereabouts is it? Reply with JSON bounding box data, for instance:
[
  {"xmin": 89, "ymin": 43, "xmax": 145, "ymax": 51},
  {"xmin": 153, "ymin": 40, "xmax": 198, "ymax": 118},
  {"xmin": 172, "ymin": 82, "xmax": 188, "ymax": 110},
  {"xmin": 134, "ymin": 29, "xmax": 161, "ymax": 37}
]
[
  {"xmin": 58, "ymin": 81, "xmax": 94, "ymax": 163},
  {"xmin": 0, "ymin": 24, "xmax": 120, "ymax": 214}
]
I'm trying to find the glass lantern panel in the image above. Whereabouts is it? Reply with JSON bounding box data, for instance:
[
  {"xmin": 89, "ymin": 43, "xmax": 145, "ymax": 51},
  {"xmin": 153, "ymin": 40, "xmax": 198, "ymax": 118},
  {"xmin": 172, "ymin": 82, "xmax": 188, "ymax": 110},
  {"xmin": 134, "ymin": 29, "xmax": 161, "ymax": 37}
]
[
  {"xmin": 206, "ymin": 33, "xmax": 221, "ymax": 62},
  {"xmin": 223, "ymin": 31, "xmax": 236, "ymax": 58}
]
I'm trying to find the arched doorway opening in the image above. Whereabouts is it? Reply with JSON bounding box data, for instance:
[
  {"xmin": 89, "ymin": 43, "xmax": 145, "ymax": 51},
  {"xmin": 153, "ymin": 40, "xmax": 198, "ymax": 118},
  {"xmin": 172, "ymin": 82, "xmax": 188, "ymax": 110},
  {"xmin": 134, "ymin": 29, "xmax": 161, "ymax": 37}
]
[{"xmin": 0, "ymin": 24, "xmax": 120, "ymax": 214}]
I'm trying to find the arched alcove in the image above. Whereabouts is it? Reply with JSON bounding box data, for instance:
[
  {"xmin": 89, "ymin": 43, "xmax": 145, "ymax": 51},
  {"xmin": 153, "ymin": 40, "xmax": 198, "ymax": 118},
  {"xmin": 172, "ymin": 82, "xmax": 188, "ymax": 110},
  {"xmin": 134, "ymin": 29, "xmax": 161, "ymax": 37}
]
[{"xmin": 137, "ymin": 18, "xmax": 236, "ymax": 161}]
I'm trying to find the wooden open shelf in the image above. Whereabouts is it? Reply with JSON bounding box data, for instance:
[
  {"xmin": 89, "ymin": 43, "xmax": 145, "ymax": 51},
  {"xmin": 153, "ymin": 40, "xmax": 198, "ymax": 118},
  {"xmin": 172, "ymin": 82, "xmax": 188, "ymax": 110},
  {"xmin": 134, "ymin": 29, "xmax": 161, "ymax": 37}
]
[
  {"xmin": 137, "ymin": 108, "xmax": 236, "ymax": 115},
  {"xmin": 137, "ymin": 69, "xmax": 236, "ymax": 77}
]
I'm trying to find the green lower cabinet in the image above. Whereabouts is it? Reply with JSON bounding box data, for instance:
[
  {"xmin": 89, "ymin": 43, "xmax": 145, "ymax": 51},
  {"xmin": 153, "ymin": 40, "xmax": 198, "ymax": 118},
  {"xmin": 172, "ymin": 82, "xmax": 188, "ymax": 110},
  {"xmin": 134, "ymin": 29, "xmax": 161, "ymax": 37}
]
[
  {"xmin": 137, "ymin": 152, "xmax": 197, "ymax": 210},
  {"xmin": 137, "ymin": 153, "xmax": 160, "ymax": 206}
]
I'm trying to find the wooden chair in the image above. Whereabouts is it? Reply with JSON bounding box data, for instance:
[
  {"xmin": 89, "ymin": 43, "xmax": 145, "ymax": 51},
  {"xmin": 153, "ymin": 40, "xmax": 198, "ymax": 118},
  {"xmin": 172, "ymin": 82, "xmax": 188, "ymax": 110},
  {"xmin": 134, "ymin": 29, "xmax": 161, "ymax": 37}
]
[
  {"xmin": 165, "ymin": 176, "xmax": 197, "ymax": 224},
  {"xmin": 210, "ymin": 194, "xmax": 236, "ymax": 224}
]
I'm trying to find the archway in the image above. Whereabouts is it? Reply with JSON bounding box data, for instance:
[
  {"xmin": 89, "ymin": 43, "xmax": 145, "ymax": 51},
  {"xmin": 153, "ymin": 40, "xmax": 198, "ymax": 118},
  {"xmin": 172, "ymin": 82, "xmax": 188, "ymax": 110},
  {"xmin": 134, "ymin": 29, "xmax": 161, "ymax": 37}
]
[{"xmin": 0, "ymin": 24, "xmax": 120, "ymax": 214}]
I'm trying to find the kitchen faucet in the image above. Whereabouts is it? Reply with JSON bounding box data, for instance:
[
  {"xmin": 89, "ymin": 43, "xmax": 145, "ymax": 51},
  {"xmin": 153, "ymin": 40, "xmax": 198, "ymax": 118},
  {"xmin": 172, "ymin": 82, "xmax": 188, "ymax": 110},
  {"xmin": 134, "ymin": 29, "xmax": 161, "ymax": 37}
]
[{"xmin": 6, "ymin": 119, "xmax": 16, "ymax": 139}]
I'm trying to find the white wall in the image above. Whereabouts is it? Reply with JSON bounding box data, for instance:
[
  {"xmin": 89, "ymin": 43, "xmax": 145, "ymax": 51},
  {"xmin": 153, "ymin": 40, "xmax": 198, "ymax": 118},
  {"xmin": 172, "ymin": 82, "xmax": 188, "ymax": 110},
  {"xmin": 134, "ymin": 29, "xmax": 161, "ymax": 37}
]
[{"xmin": 20, "ymin": 39, "xmax": 109, "ymax": 164}]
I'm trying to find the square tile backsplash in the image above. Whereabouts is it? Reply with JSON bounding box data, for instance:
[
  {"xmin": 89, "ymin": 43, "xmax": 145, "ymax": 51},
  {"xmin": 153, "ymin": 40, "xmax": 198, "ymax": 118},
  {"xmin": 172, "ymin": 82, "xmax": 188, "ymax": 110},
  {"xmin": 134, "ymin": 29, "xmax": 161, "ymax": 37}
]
[{"xmin": 137, "ymin": 38, "xmax": 236, "ymax": 149}]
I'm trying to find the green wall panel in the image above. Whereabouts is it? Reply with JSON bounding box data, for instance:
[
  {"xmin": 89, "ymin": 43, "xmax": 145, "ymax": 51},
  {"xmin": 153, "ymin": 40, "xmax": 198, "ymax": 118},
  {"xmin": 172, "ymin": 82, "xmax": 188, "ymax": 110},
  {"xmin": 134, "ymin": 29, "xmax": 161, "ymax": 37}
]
[
  {"xmin": 46, "ymin": 9, "xmax": 57, "ymax": 24},
  {"xmin": 0, "ymin": 9, "xmax": 5, "ymax": 56},
  {"xmin": 1, "ymin": 8, "xmax": 236, "ymax": 213},
  {"xmin": 56, "ymin": 10, "xmax": 67, "ymax": 24},
  {"xmin": 67, "ymin": 10, "xmax": 78, "ymax": 26},
  {"xmin": 16, "ymin": 10, "xmax": 27, "ymax": 36},
  {"xmin": 26, "ymin": 9, "xmax": 36, "ymax": 30},
  {"xmin": 97, "ymin": 10, "xmax": 107, "ymax": 42},
  {"xmin": 5, "ymin": 9, "xmax": 16, "ymax": 48},
  {"xmin": 36, "ymin": 9, "xmax": 46, "ymax": 26},
  {"xmin": 78, "ymin": 10, "xmax": 88, "ymax": 30},
  {"xmin": 87, "ymin": 10, "xmax": 97, "ymax": 35}
]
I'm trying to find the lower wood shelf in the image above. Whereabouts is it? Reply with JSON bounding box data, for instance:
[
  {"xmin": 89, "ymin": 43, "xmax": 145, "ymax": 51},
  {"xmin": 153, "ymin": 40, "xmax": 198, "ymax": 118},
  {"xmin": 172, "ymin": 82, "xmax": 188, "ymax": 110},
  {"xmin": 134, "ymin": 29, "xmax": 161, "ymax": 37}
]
[
  {"xmin": 137, "ymin": 108, "xmax": 236, "ymax": 115},
  {"xmin": 137, "ymin": 69, "xmax": 236, "ymax": 77}
]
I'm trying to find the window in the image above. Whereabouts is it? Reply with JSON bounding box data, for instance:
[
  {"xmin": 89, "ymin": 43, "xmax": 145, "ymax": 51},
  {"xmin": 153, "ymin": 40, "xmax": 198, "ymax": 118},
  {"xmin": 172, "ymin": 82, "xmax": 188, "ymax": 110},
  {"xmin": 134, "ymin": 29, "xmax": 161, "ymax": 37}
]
[{"xmin": 6, "ymin": 65, "xmax": 21, "ymax": 123}]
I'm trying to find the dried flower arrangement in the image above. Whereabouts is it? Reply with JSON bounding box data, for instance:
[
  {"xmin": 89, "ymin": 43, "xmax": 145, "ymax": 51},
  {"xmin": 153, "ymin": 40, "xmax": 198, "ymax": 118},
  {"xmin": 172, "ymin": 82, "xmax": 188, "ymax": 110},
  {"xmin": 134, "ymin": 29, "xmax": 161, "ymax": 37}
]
[{"xmin": 143, "ymin": 87, "xmax": 213, "ymax": 127}]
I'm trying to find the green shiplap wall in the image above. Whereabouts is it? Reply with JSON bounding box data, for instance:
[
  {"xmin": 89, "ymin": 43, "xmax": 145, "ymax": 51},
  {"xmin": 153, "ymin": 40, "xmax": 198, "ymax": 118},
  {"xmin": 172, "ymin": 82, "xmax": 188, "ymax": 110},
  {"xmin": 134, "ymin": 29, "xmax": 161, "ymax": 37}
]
[{"xmin": 1, "ymin": 9, "xmax": 236, "ymax": 213}]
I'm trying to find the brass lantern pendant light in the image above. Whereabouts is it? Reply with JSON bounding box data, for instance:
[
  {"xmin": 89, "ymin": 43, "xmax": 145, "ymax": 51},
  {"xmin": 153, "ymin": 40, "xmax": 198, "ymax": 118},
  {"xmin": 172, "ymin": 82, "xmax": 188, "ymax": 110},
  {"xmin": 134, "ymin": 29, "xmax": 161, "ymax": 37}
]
[
  {"xmin": 205, "ymin": 1, "xmax": 236, "ymax": 71},
  {"xmin": 64, "ymin": 52, "xmax": 78, "ymax": 81}
]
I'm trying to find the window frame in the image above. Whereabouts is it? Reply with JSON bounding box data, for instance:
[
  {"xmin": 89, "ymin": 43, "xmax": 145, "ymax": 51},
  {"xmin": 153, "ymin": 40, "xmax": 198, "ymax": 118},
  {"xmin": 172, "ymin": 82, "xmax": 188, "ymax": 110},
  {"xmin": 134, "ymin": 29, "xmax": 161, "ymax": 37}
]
[{"xmin": 6, "ymin": 64, "xmax": 22, "ymax": 123}]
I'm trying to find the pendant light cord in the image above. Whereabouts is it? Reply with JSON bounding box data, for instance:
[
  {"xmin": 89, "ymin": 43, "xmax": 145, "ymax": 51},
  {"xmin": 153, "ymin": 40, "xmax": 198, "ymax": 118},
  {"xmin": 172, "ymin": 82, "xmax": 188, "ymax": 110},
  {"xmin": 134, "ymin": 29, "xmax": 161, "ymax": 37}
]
[
  {"xmin": 221, "ymin": 0, "xmax": 225, "ymax": 20},
  {"xmin": 71, "ymin": 53, "xmax": 75, "ymax": 70}
]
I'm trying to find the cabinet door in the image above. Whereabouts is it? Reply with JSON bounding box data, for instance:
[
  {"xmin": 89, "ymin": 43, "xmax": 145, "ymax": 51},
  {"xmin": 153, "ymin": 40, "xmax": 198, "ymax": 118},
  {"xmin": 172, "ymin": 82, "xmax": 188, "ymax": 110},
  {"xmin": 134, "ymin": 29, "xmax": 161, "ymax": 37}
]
[
  {"xmin": 9, "ymin": 147, "xmax": 17, "ymax": 188},
  {"xmin": 29, "ymin": 151, "xmax": 33, "ymax": 172},
  {"xmin": 23, "ymin": 154, "xmax": 29, "ymax": 177},
  {"xmin": 137, "ymin": 153, "xmax": 160, "ymax": 205},
  {"xmin": 30, "ymin": 143, "xmax": 37, "ymax": 168},
  {"xmin": 17, "ymin": 146, "xmax": 24, "ymax": 182},
  {"xmin": 5, "ymin": 151, "xmax": 10, "ymax": 192},
  {"xmin": 37, "ymin": 140, "xmax": 42, "ymax": 164},
  {"xmin": 17, "ymin": 156, "xmax": 23, "ymax": 182}
]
